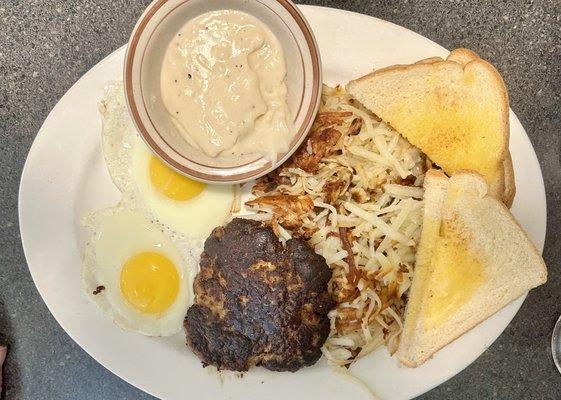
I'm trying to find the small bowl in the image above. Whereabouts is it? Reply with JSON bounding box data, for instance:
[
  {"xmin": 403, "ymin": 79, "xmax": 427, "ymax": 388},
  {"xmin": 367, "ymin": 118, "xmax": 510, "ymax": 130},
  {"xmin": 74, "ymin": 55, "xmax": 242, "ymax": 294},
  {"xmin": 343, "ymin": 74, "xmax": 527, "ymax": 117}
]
[{"xmin": 124, "ymin": 0, "xmax": 321, "ymax": 184}]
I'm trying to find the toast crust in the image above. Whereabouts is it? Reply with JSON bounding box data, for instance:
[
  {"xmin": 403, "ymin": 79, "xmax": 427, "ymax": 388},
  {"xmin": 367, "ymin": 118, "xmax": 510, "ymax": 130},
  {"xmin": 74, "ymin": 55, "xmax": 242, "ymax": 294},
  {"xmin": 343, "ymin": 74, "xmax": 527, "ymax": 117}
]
[
  {"xmin": 446, "ymin": 48, "xmax": 480, "ymax": 66},
  {"xmin": 502, "ymin": 152, "xmax": 516, "ymax": 207}
]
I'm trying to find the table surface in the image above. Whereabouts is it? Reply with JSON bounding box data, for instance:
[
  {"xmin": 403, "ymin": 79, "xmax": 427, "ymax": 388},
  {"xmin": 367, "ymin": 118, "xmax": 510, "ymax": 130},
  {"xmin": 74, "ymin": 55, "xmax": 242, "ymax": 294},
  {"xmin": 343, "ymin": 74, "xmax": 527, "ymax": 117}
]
[{"xmin": 1, "ymin": 0, "xmax": 560, "ymax": 399}]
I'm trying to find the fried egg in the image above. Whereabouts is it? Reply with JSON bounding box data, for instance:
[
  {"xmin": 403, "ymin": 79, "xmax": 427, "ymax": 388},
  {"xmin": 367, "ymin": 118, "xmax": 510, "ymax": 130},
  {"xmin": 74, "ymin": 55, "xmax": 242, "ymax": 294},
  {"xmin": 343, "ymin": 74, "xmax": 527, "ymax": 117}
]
[
  {"xmin": 83, "ymin": 205, "xmax": 198, "ymax": 336},
  {"xmin": 99, "ymin": 83, "xmax": 235, "ymax": 239}
]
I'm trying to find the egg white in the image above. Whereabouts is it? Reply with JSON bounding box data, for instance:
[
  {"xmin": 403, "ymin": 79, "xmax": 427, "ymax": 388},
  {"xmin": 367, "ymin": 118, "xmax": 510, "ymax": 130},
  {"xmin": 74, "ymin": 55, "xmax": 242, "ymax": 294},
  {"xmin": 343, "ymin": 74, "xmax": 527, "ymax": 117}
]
[
  {"xmin": 99, "ymin": 82, "xmax": 235, "ymax": 240},
  {"xmin": 82, "ymin": 205, "xmax": 200, "ymax": 336},
  {"xmin": 129, "ymin": 139, "xmax": 235, "ymax": 239}
]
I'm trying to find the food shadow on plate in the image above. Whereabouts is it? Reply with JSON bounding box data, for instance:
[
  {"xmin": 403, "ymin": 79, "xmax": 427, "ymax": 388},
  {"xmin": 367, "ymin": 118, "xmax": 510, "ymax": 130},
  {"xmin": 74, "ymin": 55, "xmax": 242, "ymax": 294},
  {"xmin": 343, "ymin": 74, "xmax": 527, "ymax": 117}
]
[
  {"xmin": 0, "ymin": 295, "xmax": 21, "ymax": 400},
  {"xmin": 155, "ymin": 331, "xmax": 248, "ymax": 382}
]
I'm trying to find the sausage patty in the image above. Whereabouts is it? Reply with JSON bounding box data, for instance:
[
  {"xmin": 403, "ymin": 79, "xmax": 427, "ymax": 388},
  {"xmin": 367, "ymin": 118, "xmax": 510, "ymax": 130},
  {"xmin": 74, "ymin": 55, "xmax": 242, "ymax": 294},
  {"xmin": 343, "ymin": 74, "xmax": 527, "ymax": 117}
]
[{"xmin": 184, "ymin": 218, "xmax": 334, "ymax": 372}]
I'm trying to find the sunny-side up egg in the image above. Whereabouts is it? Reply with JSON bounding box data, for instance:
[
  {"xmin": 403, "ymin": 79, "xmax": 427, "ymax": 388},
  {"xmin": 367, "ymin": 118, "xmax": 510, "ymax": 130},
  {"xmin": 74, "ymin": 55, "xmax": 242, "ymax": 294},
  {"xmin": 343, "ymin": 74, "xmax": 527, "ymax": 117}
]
[
  {"xmin": 99, "ymin": 82, "xmax": 236, "ymax": 240},
  {"xmin": 83, "ymin": 206, "xmax": 196, "ymax": 336}
]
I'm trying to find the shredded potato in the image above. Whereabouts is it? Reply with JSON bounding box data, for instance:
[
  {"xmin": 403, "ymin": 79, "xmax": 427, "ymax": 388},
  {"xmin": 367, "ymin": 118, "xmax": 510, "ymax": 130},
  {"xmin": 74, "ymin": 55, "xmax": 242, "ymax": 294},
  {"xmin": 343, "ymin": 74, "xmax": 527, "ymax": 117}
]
[{"xmin": 246, "ymin": 85, "xmax": 428, "ymax": 365}]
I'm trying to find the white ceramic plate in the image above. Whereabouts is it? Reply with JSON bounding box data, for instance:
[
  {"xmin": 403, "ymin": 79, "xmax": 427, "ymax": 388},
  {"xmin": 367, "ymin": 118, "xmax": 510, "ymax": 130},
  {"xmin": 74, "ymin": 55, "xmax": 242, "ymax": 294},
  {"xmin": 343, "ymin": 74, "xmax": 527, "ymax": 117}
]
[{"xmin": 19, "ymin": 5, "xmax": 546, "ymax": 400}]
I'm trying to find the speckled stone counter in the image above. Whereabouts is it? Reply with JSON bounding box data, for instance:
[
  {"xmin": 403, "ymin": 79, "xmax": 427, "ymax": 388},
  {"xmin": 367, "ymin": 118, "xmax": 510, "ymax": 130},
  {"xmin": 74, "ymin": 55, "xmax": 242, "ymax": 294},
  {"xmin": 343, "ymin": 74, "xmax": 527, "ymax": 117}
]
[{"xmin": 1, "ymin": 1, "xmax": 560, "ymax": 399}]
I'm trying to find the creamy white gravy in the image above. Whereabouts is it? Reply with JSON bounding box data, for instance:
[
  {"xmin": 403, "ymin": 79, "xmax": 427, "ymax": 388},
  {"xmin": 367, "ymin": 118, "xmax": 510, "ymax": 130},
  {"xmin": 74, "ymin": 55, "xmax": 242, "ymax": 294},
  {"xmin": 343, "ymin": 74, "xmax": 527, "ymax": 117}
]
[{"xmin": 160, "ymin": 10, "xmax": 292, "ymax": 160}]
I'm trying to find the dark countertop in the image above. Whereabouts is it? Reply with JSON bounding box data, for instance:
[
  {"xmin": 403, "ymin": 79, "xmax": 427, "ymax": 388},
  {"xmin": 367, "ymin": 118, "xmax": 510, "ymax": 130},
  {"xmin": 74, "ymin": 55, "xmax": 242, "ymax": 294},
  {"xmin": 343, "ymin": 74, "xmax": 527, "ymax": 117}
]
[{"xmin": 1, "ymin": 0, "xmax": 560, "ymax": 399}]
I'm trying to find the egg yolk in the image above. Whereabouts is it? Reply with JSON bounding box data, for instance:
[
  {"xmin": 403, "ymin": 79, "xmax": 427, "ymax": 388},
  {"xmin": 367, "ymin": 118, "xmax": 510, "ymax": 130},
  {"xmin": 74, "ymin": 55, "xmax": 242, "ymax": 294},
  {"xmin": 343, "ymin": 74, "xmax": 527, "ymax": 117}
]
[
  {"xmin": 120, "ymin": 251, "xmax": 180, "ymax": 314},
  {"xmin": 149, "ymin": 156, "xmax": 206, "ymax": 201}
]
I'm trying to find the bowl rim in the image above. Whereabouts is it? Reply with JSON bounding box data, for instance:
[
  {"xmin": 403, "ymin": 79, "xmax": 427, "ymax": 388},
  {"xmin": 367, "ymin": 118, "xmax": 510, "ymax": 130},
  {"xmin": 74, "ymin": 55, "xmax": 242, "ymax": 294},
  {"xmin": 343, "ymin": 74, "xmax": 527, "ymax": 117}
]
[{"xmin": 123, "ymin": 0, "xmax": 322, "ymax": 184}]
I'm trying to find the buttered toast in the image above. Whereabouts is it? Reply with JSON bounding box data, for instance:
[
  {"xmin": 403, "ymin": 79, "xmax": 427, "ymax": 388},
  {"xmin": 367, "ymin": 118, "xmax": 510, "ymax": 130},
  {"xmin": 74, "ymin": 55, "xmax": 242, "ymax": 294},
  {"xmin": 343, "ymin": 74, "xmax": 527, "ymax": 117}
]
[
  {"xmin": 346, "ymin": 49, "xmax": 515, "ymax": 206},
  {"xmin": 396, "ymin": 170, "xmax": 546, "ymax": 367}
]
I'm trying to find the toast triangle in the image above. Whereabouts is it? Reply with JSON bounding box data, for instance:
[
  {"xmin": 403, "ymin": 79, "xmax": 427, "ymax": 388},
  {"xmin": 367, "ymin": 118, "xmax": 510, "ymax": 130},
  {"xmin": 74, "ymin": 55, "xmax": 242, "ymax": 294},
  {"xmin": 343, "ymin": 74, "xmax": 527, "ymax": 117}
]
[
  {"xmin": 346, "ymin": 49, "xmax": 513, "ymax": 205},
  {"xmin": 396, "ymin": 170, "xmax": 546, "ymax": 367}
]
